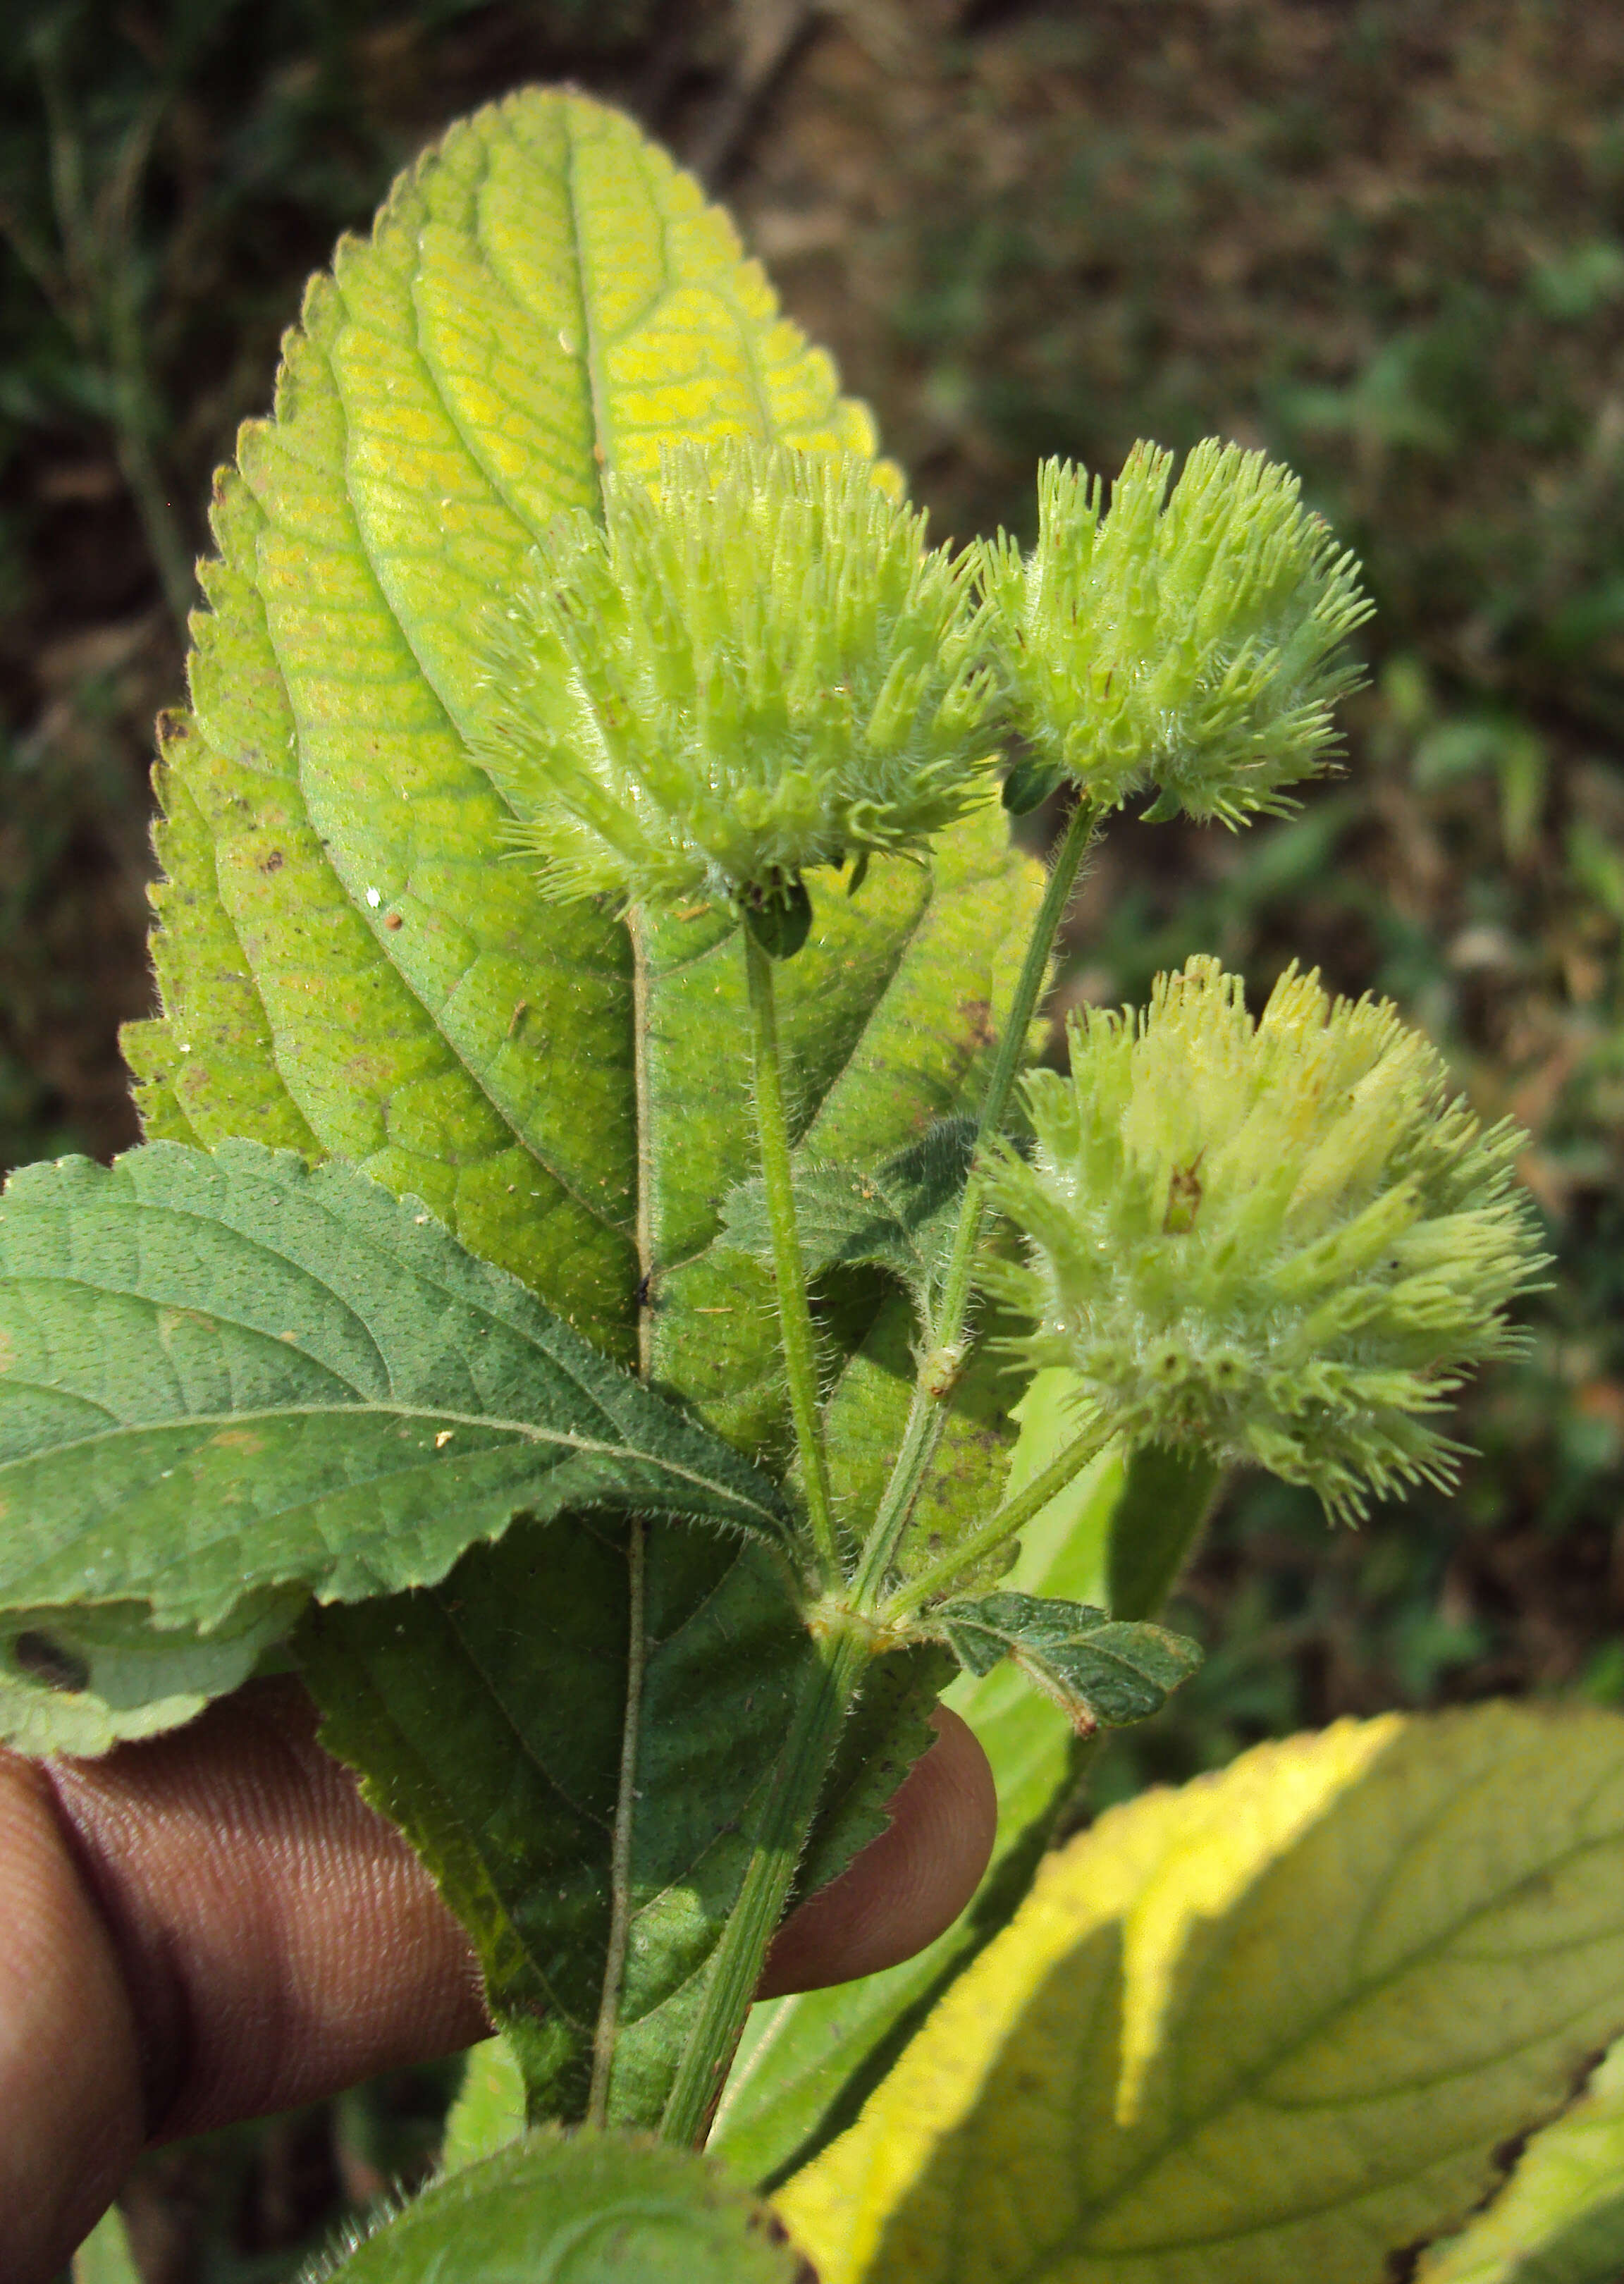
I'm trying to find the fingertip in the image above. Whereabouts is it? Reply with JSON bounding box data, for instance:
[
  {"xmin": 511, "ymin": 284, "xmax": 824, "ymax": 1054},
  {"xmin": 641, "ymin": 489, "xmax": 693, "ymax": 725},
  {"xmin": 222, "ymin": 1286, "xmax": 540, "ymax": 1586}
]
[
  {"xmin": 0, "ymin": 1753, "xmax": 143, "ymax": 2282},
  {"xmin": 758, "ymin": 1705, "xmax": 997, "ymax": 1998},
  {"xmin": 41, "ymin": 1680, "xmax": 489, "ymax": 2144}
]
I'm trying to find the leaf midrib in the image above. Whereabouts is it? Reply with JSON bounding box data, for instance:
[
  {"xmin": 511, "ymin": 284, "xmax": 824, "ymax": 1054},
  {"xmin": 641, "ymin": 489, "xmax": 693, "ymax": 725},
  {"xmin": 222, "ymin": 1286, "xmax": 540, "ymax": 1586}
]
[{"xmin": 0, "ymin": 1402, "xmax": 788, "ymax": 1562}]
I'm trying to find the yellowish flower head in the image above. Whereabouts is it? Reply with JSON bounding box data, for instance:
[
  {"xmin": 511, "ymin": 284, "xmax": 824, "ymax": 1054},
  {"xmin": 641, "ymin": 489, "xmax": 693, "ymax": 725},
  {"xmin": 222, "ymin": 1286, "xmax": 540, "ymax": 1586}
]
[
  {"xmin": 984, "ymin": 957, "xmax": 1546, "ymax": 1518},
  {"xmin": 978, "ymin": 441, "xmax": 1372, "ymax": 825},
  {"xmin": 479, "ymin": 441, "xmax": 1000, "ymax": 923}
]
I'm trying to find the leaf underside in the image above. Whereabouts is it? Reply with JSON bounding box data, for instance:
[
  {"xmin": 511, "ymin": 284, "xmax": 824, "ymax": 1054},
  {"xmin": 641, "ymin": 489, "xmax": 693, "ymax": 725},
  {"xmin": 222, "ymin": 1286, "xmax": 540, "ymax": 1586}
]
[
  {"xmin": 778, "ymin": 1702, "xmax": 1624, "ymax": 2284},
  {"xmin": 118, "ymin": 87, "xmax": 1045, "ymax": 2131}
]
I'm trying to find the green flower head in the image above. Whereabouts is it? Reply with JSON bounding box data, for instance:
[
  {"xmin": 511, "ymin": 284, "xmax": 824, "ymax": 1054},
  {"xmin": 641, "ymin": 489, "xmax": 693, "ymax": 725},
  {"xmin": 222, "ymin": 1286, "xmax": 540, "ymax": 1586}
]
[
  {"xmin": 983, "ymin": 957, "xmax": 1546, "ymax": 1518},
  {"xmin": 479, "ymin": 440, "xmax": 1000, "ymax": 923},
  {"xmin": 978, "ymin": 441, "xmax": 1373, "ymax": 825}
]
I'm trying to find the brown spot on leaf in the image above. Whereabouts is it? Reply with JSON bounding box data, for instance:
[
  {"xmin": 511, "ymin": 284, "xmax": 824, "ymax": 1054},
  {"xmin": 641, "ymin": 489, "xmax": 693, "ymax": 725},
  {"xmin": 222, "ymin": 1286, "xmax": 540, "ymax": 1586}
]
[
  {"xmin": 959, "ymin": 995, "xmax": 995, "ymax": 1051},
  {"xmin": 259, "ymin": 848, "xmax": 285, "ymax": 874},
  {"xmin": 208, "ymin": 1428, "xmax": 266, "ymax": 1454}
]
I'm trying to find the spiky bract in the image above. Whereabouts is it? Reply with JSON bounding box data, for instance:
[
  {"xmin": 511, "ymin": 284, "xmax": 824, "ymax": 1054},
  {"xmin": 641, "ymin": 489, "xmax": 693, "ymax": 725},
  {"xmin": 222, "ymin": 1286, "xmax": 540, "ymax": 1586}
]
[
  {"xmin": 978, "ymin": 441, "xmax": 1373, "ymax": 825},
  {"xmin": 480, "ymin": 441, "xmax": 999, "ymax": 914},
  {"xmin": 984, "ymin": 957, "xmax": 1544, "ymax": 1518}
]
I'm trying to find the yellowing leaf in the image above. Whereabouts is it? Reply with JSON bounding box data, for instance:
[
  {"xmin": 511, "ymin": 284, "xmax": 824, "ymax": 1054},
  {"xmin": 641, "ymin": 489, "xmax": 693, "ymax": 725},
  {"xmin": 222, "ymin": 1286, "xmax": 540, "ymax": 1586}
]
[
  {"xmin": 130, "ymin": 86, "xmax": 904, "ymax": 1364},
  {"xmin": 1418, "ymin": 2034, "xmax": 1624, "ymax": 2284},
  {"xmin": 777, "ymin": 1704, "xmax": 1624, "ymax": 2284}
]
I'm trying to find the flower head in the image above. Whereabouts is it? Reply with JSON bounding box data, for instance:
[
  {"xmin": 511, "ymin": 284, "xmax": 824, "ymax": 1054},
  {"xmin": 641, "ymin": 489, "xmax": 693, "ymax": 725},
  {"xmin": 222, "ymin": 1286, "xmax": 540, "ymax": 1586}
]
[
  {"xmin": 983, "ymin": 957, "xmax": 1546, "ymax": 1518},
  {"xmin": 479, "ymin": 441, "xmax": 999, "ymax": 925},
  {"xmin": 978, "ymin": 441, "xmax": 1373, "ymax": 825}
]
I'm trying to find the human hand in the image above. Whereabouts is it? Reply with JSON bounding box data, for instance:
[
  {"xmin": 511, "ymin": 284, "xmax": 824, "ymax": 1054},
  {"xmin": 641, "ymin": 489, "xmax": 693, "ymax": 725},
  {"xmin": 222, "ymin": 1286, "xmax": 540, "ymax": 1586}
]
[{"xmin": 0, "ymin": 1678, "xmax": 994, "ymax": 2283}]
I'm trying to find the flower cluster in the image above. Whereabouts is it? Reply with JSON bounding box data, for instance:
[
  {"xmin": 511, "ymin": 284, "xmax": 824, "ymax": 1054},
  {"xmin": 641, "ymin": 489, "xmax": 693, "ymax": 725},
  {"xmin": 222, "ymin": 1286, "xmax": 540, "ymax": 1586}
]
[
  {"xmin": 479, "ymin": 441, "xmax": 1000, "ymax": 924},
  {"xmin": 983, "ymin": 957, "xmax": 1545, "ymax": 1518},
  {"xmin": 978, "ymin": 442, "xmax": 1373, "ymax": 825}
]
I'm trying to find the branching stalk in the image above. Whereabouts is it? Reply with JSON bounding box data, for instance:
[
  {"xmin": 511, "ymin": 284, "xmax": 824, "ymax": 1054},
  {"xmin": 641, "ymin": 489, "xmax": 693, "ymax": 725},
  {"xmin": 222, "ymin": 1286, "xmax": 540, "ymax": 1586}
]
[
  {"xmin": 665, "ymin": 830, "xmax": 1101, "ymax": 2142},
  {"xmin": 744, "ymin": 927, "xmax": 842, "ymax": 1585},
  {"xmin": 851, "ymin": 794, "xmax": 1101, "ymax": 1607}
]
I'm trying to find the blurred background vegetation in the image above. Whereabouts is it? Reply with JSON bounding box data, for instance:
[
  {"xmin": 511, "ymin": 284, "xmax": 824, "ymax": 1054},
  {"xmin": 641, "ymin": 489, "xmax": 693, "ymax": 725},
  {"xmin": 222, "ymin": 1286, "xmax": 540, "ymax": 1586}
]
[{"xmin": 4, "ymin": 0, "xmax": 1622, "ymax": 2273}]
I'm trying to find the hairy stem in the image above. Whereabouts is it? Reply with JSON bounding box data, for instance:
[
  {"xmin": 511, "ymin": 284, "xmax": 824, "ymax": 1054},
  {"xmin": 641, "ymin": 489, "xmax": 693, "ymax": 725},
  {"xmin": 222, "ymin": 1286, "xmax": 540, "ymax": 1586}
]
[
  {"xmin": 744, "ymin": 928, "xmax": 842, "ymax": 1584},
  {"xmin": 851, "ymin": 795, "xmax": 1100, "ymax": 1607},
  {"xmin": 881, "ymin": 1424, "xmax": 1109, "ymax": 1622},
  {"xmin": 661, "ymin": 1620, "xmax": 871, "ymax": 2147},
  {"xmin": 587, "ymin": 1514, "xmax": 647, "ymax": 2127}
]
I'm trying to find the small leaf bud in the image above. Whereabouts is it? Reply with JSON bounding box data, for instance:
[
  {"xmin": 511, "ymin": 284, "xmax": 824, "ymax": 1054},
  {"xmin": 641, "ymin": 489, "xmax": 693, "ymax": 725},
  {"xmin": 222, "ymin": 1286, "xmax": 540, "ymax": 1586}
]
[
  {"xmin": 976, "ymin": 441, "xmax": 1374, "ymax": 826},
  {"xmin": 479, "ymin": 441, "xmax": 1002, "ymax": 922},
  {"xmin": 983, "ymin": 957, "xmax": 1547, "ymax": 1519}
]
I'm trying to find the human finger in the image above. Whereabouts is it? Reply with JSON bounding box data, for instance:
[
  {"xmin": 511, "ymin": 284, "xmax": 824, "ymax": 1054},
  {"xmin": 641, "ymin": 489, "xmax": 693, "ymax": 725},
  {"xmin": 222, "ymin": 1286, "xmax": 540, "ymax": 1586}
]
[
  {"xmin": 758, "ymin": 1706, "xmax": 997, "ymax": 1998},
  {"xmin": 0, "ymin": 1684, "xmax": 995, "ymax": 2282}
]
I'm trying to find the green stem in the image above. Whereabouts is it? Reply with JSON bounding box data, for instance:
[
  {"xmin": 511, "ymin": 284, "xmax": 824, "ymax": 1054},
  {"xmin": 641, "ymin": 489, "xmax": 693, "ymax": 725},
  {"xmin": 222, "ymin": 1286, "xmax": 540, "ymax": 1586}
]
[
  {"xmin": 661, "ymin": 1621, "xmax": 870, "ymax": 2147},
  {"xmin": 851, "ymin": 795, "xmax": 1100, "ymax": 1607},
  {"xmin": 744, "ymin": 928, "xmax": 841, "ymax": 1585},
  {"xmin": 881, "ymin": 1425, "xmax": 1108, "ymax": 1623}
]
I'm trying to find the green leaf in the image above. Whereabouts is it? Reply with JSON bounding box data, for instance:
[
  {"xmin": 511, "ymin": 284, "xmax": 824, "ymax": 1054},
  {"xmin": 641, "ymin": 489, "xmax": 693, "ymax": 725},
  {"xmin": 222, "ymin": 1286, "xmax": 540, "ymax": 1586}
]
[
  {"xmin": 0, "ymin": 1141, "xmax": 789, "ymax": 1753},
  {"xmin": 778, "ymin": 1703, "xmax": 1624, "ymax": 2284},
  {"xmin": 313, "ymin": 2130, "xmax": 811, "ymax": 2283},
  {"xmin": 295, "ymin": 1528, "xmax": 818, "ymax": 2130},
  {"xmin": 718, "ymin": 1120, "xmax": 975, "ymax": 1299},
  {"xmin": 439, "ymin": 2034, "xmax": 528, "ymax": 2176},
  {"xmin": 1002, "ymin": 753, "xmax": 1069, "ymax": 817},
  {"xmin": 1105, "ymin": 1441, "xmax": 1222, "ymax": 1621},
  {"xmin": 0, "ymin": 1598, "xmax": 293, "ymax": 1759},
  {"xmin": 934, "ymin": 1590, "xmax": 1202, "ymax": 1733},
  {"xmin": 1417, "ymin": 2034, "xmax": 1624, "ymax": 2284}
]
